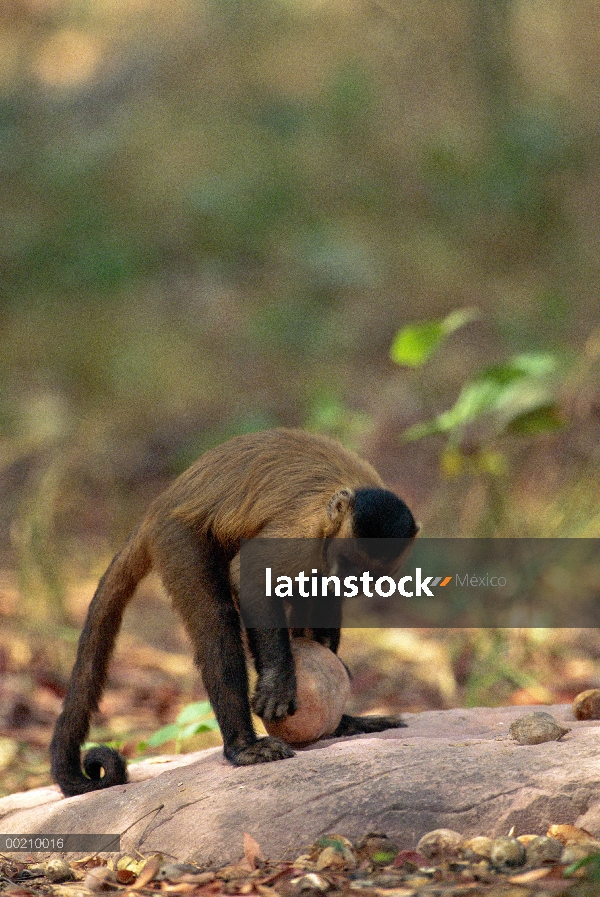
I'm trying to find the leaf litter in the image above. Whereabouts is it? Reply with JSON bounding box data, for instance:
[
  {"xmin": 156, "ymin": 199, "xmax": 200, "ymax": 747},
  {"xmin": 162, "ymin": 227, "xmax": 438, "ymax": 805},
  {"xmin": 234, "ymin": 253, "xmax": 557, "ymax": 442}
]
[{"xmin": 3, "ymin": 823, "xmax": 600, "ymax": 897}]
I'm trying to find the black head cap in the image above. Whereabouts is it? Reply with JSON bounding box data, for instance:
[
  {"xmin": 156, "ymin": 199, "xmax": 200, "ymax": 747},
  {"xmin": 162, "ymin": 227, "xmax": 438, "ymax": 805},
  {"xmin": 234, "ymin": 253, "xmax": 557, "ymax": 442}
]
[{"xmin": 352, "ymin": 488, "xmax": 418, "ymax": 541}]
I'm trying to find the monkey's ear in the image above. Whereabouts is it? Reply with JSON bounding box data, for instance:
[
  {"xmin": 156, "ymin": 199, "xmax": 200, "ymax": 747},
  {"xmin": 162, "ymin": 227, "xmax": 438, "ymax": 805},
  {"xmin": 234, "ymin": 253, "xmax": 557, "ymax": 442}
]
[{"xmin": 327, "ymin": 489, "xmax": 354, "ymax": 523}]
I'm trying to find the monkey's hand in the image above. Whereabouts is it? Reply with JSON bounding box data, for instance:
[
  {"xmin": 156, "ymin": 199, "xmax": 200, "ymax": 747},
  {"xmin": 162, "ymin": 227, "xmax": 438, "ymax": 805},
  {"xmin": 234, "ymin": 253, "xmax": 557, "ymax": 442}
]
[
  {"xmin": 252, "ymin": 668, "xmax": 297, "ymax": 721},
  {"xmin": 226, "ymin": 735, "xmax": 295, "ymax": 766},
  {"xmin": 334, "ymin": 713, "xmax": 407, "ymax": 736}
]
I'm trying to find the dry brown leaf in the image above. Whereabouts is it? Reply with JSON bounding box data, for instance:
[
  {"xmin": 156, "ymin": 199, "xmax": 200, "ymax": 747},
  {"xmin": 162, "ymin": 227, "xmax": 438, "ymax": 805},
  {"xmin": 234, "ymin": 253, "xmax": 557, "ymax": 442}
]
[
  {"xmin": 256, "ymin": 868, "xmax": 292, "ymax": 887},
  {"xmin": 159, "ymin": 883, "xmax": 195, "ymax": 893},
  {"xmin": 243, "ymin": 833, "xmax": 265, "ymax": 869},
  {"xmin": 547, "ymin": 824, "xmax": 596, "ymax": 845},
  {"xmin": 130, "ymin": 856, "xmax": 161, "ymax": 891},
  {"xmin": 2, "ymin": 890, "xmax": 37, "ymax": 897},
  {"xmin": 508, "ymin": 868, "xmax": 551, "ymax": 884},
  {"xmin": 179, "ymin": 873, "xmax": 216, "ymax": 885}
]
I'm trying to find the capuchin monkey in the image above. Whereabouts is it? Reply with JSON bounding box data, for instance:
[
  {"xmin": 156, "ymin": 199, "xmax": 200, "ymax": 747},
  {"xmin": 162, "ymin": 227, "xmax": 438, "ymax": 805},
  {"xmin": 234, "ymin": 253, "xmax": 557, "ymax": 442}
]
[{"xmin": 50, "ymin": 428, "xmax": 418, "ymax": 797}]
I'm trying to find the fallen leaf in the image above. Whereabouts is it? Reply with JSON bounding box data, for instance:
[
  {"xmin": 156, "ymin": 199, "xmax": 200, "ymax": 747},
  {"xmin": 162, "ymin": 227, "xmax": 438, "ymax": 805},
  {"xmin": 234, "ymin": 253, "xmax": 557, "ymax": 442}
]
[
  {"xmin": 243, "ymin": 833, "xmax": 265, "ymax": 869},
  {"xmin": 547, "ymin": 824, "xmax": 597, "ymax": 845},
  {"xmin": 508, "ymin": 868, "xmax": 551, "ymax": 884},
  {"xmin": 179, "ymin": 873, "xmax": 216, "ymax": 885},
  {"xmin": 159, "ymin": 883, "xmax": 195, "ymax": 893},
  {"xmin": 392, "ymin": 850, "xmax": 429, "ymax": 869},
  {"xmin": 131, "ymin": 856, "xmax": 161, "ymax": 890}
]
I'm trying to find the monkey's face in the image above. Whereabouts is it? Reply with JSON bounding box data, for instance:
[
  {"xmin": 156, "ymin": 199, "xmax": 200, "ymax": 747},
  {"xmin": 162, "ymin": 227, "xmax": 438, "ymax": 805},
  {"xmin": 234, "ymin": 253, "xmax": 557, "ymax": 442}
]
[
  {"xmin": 325, "ymin": 485, "xmax": 418, "ymax": 577},
  {"xmin": 324, "ymin": 535, "xmax": 416, "ymax": 586},
  {"xmin": 327, "ymin": 487, "xmax": 418, "ymax": 540}
]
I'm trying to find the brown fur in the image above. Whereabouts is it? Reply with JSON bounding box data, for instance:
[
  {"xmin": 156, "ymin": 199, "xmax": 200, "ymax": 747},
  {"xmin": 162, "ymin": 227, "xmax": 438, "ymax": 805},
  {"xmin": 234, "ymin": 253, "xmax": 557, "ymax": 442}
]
[
  {"xmin": 50, "ymin": 428, "xmax": 414, "ymax": 797},
  {"xmin": 162, "ymin": 429, "xmax": 383, "ymax": 540}
]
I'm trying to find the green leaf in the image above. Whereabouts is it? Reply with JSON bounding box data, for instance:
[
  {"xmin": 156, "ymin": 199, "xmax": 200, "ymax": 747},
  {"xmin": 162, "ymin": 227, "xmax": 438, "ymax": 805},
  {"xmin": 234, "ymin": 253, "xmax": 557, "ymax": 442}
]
[
  {"xmin": 506, "ymin": 403, "xmax": 564, "ymax": 435},
  {"xmin": 176, "ymin": 701, "xmax": 214, "ymax": 726},
  {"xmin": 486, "ymin": 352, "xmax": 559, "ymax": 381},
  {"xmin": 316, "ymin": 836, "xmax": 348, "ymax": 852},
  {"xmin": 372, "ymin": 850, "xmax": 397, "ymax": 864},
  {"xmin": 179, "ymin": 720, "xmax": 219, "ymax": 740},
  {"xmin": 564, "ymin": 852, "xmax": 600, "ymax": 881},
  {"xmin": 402, "ymin": 350, "xmax": 564, "ymax": 442},
  {"xmin": 390, "ymin": 307, "xmax": 478, "ymax": 367},
  {"xmin": 145, "ymin": 723, "xmax": 180, "ymax": 748},
  {"xmin": 403, "ymin": 419, "xmax": 445, "ymax": 441},
  {"xmin": 437, "ymin": 379, "xmax": 507, "ymax": 429},
  {"xmin": 390, "ymin": 321, "xmax": 444, "ymax": 367}
]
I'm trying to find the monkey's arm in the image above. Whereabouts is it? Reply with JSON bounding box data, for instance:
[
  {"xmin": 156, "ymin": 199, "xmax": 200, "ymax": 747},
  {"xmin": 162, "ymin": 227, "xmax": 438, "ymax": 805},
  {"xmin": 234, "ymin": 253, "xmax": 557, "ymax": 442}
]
[
  {"xmin": 150, "ymin": 524, "xmax": 295, "ymax": 767},
  {"xmin": 245, "ymin": 628, "xmax": 298, "ymax": 720}
]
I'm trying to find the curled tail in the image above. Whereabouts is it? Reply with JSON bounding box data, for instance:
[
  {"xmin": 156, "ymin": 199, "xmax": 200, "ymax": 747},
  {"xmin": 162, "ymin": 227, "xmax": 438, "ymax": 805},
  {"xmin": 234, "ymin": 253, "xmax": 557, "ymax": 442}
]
[{"xmin": 50, "ymin": 530, "xmax": 151, "ymax": 797}]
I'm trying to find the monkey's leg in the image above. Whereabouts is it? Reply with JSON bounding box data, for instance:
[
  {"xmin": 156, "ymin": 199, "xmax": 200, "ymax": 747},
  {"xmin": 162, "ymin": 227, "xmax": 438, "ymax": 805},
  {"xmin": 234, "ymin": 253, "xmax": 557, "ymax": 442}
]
[
  {"xmin": 154, "ymin": 524, "xmax": 294, "ymax": 766},
  {"xmin": 334, "ymin": 714, "xmax": 407, "ymax": 735}
]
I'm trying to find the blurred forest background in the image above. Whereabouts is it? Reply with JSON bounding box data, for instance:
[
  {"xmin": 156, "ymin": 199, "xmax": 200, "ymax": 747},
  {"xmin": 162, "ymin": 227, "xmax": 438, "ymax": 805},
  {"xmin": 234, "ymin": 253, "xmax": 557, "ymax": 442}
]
[{"xmin": 2, "ymin": 0, "xmax": 600, "ymax": 795}]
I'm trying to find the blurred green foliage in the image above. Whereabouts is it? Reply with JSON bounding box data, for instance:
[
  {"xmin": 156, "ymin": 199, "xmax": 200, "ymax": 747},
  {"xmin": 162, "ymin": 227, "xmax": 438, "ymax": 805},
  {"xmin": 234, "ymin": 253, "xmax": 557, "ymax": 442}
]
[
  {"xmin": 391, "ymin": 307, "xmax": 600, "ymax": 535},
  {"xmin": 137, "ymin": 700, "xmax": 219, "ymax": 754},
  {"xmin": 390, "ymin": 308, "xmax": 479, "ymax": 368},
  {"xmin": 424, "ymin": 108, "xmax": 577, "ymax": 241},
  {"xmin": 1, "ymin": 0, "xmax": 600, "ymax": 611},
  {"xmin": 565, "ymin": 853, "xmax": 600, "ymax": 882}
]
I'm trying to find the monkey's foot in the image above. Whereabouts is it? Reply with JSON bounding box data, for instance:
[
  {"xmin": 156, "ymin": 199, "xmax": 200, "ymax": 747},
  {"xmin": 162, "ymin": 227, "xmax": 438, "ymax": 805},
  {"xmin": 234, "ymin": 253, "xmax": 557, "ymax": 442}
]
[
  {"xmin": 225, "ymin": 736, "xmax": 295, "ymax": 766},
  {"xmin": 333, "ymin": 713, "xmax": 407, "ymax": 736},
  {"xmin": 252, "ymin": 673, "xmax": 297, "ymax": 721}
]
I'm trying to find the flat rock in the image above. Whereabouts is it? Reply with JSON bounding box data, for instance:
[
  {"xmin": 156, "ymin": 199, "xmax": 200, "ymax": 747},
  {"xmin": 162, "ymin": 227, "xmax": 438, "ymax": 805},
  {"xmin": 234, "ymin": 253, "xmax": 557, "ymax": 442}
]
[{"xmin": 2, "ymin": 704, "xmax": 600, "ymax": 865}]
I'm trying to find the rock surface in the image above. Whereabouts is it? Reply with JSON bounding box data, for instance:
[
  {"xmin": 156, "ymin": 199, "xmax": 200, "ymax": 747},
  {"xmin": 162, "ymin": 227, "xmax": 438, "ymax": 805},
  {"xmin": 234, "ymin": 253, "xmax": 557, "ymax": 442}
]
[{"xmin": 2, "ymin": 704, "xmax": 600, "ymax": 866}]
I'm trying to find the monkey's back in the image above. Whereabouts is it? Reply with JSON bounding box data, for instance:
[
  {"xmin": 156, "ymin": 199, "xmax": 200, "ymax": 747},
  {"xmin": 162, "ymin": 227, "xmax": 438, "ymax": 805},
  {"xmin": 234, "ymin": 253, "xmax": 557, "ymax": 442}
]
[{"xmin": 152, "ymin": 428, "xmax": 383, "ymax": 545}]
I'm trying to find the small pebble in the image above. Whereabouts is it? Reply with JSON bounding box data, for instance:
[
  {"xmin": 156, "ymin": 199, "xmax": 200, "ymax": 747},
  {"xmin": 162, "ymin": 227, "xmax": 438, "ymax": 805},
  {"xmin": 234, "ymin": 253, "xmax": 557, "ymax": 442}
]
[
  {"xmin": 156, "ymin": 863, "xmax": 203, "ymax": 880},
  {"xmin": 524, "ymin": 835, "xmax": 563, "ymax": 866},
  {"xmin": 490, "ymin": 836, "xmax": 526, "ymax": 869},
  {"xmin": 316, "ymin": 846, "xmax": 347, "ymax": 870},
  {"xmin": 416, "ymin": 829, "xmax": 463, "ymax": 861},
  {"xmin": 461, "ymin": 836, "xmax": 493, "ymax": 860},
  {"xmin": 516, "ymin": 834, "xmax": 537, "ymax": 846},
  {"xmin": 291, "ymin": 873, "xmax": 330, "ymax": 894},
  {"xmin": 509, "ymin": 711, "xmax": 570, "ymax": 745},
  {"xmin": 573, "ymin": 688, "xmax": 600, "ymax": 720},
  {"xmin": 44, "ymin": 860, "xmax": 74, "ymax": 883}
]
